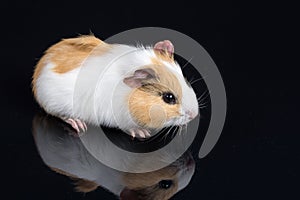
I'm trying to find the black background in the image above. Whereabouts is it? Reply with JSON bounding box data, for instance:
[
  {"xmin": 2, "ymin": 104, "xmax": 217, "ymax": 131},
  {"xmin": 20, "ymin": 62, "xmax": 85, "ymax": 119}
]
[{"xmin": 1, "ymin": 0, "xmax": 299, "ymax": 199}]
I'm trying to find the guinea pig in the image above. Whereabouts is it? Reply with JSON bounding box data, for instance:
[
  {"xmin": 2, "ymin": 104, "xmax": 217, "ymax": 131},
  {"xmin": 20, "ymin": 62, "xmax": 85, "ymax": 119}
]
[
  {"xmin": 32, "ymin": 112, "xmax": 196, "ymax": 200},
  {"xmin": 32, "ymin": 35, "xmax": 199, "ymax": 138}
]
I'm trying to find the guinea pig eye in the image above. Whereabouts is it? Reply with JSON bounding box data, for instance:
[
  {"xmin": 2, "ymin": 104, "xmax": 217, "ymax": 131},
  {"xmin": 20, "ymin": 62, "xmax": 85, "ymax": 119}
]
[
  {"xmin": 162, "ymin": 92, "xmax": 176, "ymax": 104},
  {"xmin": 158, "ymin": 180, "xmax": 173, "ymax": 189}
]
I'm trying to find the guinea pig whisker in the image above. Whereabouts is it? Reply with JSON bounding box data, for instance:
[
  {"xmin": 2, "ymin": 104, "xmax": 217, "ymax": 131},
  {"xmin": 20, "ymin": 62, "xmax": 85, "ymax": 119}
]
[
  {"xmin": 197, "ymin": 90, "xmax": 209, "ymax": 104},
  {"xmin": 197, "ymin": 90, "xmax": 208, "ymax": 100},
  {"xmin": 181, "ymin": 57, "xmax": 194, "ymax": 70},
  {"xmin": 188, "ymin": 76, "xmax": 196, "ymax": 85},
  {"xmin": 172, "ymin": 126, "xmax": 179, "ymax": 138},
  {"xmin": 199, "ymin": 105, "xmax": 207, "ymax": 109},
  {"xmin": 146, "ymin": 126, "xmax": 171, "ymax": 143},
  {"xmin": 172, "ymin": 126, "xmax": 180, "ymax": 138},
  {"xmin": 198, "ymin": 101, "xmax": 209, "ymax": 108},
  {"xmin": 162, "ymin": 127, "xmax": 173, "ymax": 142},
  {"xmin": 146, "ymin": 128, "xmax": 166, "ymax": 142},
  {"xmin": 159, "ymin": 125, "xmax": 176, "ymax": 143},
  {"xmin": 199, "ymin": 101, "xmax": 209, "ymax": 106},
  {"xmin": 190, "ymin": 77, "xmax": 205, "ymax": 85},
  {"xmin": 177, "ymin": 125, "xmax": 181, "ymax": 134},
  {"xmin": 179, "ymin": 126, "xmax": 183, "ymax": 136}
]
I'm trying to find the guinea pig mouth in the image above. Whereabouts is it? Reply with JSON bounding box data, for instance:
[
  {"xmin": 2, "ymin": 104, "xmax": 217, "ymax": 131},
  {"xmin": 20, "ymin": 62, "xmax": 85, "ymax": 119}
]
[
  {"xmin": 175, "ymin": 116, "xmax": 191, "ymax": 126},
  {"xmin": 163, "ymin": 119, "xmax": 183, "ymax": 127}
]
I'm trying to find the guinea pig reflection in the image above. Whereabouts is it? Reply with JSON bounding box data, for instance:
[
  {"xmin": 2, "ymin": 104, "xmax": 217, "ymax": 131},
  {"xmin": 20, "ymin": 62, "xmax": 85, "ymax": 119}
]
[{"xmin": 32, "ymin": 113, "xmax": 196, "ymax": 200}]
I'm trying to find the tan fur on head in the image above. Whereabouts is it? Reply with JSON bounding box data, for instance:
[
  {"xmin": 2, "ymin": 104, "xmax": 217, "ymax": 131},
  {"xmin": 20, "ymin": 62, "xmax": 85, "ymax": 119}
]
[
  {"xmin": 122, "ymin": 166, "xmax": 179, "ymax": 200},
  {"xmin": 153, "ymin": 47, "xmax": 174, "ymax": 62},
  {"xmin": 128, "ymin": 64, "xmax": 182, "ymax": 128},
  {"xmin": 32, "ymin": 35, "xmax": 110, "ymax": 97},
  {"xmin": 128, "ymin": 84, "xmax": 180, "ymax": 128}
]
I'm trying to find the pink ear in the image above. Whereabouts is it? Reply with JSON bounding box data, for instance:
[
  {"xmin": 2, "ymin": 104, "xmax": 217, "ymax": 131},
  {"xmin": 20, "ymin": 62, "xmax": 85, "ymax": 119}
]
[
  {"xmin": 154, "ymin": 40, "xmax": 174, "ymax": 54},
  {"xmin": 120, "ymin": 188, "xmax": 139, "ymax": 200},
  {"xmin": 123, "ymin": 68, "xmax": 156, "ymax": 88}
]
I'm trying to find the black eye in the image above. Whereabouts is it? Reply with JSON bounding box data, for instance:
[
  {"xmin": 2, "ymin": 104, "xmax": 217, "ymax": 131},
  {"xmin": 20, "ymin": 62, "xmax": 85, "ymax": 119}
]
[
  {"xmin": 162, "ymin": 92, "xmax": 176, "ymax": 104},
  {"xmin": 158, "ymin": 180, "xmax": 173, "ymax": 189}
]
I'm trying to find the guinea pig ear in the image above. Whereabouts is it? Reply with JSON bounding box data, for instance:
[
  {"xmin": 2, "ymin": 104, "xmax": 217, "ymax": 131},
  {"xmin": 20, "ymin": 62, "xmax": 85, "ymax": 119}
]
[
  {"xmin": 154, "ymin": 40, "xmax": 174, "ymax": 57},
  {"xmin": 120, "ymin": 188, "xmax": 139, "ymax": 200},
  {"xmin": 123, "ymin": 68, "xmax": 157, "ymax": 88}
]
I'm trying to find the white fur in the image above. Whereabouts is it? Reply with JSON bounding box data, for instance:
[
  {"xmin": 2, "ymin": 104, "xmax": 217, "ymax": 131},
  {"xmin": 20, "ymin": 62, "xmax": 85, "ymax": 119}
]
[{"xmin": 35, "ymin": 43, "xmax": 199, "ymax": 132}]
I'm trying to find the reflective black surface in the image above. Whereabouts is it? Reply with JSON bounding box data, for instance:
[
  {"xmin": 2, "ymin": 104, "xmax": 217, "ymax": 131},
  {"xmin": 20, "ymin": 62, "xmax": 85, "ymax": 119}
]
[
  {"xmin": 2, "ymin": 1, "xmax": 299, "ymax": 199},
  {"xmin": 32, "ymin": 112, "xmax": 197, "ymax": 199}
]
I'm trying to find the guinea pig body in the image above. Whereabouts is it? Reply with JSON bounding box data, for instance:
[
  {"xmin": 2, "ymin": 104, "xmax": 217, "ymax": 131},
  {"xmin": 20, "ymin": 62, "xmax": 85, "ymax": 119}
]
[{"xmin": 32, "ymin": 36, "xmax": 198, "ymax": 137}]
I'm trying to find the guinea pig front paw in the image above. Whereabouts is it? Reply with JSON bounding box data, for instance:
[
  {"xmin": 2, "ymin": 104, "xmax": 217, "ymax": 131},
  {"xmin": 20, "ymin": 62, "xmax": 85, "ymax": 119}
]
[
  {"xmin": 63, "ymin": 118, "xmax": 87, "ymax": 136},
  {"xmin": 129, "ymin": 128, "xmax": 151, "ymax": 139}
]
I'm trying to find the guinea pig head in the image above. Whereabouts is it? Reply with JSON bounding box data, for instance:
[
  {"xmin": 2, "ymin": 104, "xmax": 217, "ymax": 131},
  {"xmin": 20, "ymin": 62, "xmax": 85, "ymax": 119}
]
[{"xmin": 123, "ymin": 43, "xmax": 199, "ymax": 131}]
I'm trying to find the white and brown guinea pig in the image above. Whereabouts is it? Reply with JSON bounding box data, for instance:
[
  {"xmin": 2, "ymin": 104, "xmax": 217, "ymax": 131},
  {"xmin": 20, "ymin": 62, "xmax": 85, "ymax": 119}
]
[
  {"xmin": 32, "ymin": 35, "xmax": 199, "ymax": 138},
  {"xmin": 32, "ymin": 114, "xmax": 196, "ymax": 200}
]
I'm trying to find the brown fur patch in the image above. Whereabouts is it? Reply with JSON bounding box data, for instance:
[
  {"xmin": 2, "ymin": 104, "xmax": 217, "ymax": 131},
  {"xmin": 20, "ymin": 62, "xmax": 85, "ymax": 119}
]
[
  {"xmin": 149, "ymin": 65, "xmax": 182, "ymax": 101},
  {"xmin": 72, "ymin": 178, "xmax": 99, "ymax": 193},
  {"xmin": 150, "ymin": 57, "xmax": 164, "ymax": 66},
  {"xmin": 32, "ymin": 35, "xmax": 110, "ymax": 96},
  {"xmin": 128, "ymin": 84, "xmax": 180, "ymax": 128},
  {"xmin": 51, "ymin": 36, "xmax": 108, "ymax": 73},
  {"xmin": 128, "ymin": 64, "xmax": 182, "ymax": 128},
  {"xmin": 122, "ymin": 166, "xmax": 179, "ymax": 200}
]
